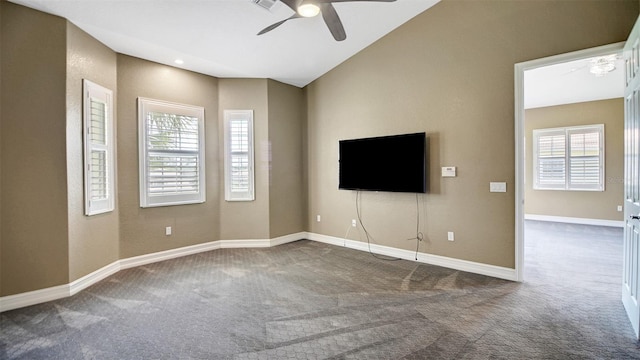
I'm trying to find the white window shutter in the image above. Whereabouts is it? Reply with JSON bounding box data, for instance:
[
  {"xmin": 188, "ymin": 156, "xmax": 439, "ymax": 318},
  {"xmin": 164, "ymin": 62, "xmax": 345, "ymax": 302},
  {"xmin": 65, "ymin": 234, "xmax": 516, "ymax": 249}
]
[
  {"xmin": 533, "ymin": 124, "xmax": 604, "ymax": 191},
  {"xmin": 224, "ymin": 110, "xmax": 254, "ymax": 201},
  {"xmin": 83, "ymin": 79, "xmax": 114, "ymax": 215},
  {"xmin": 568, "ymin": 127, "xmax": 603, "ymax": 189},
  {"xmin": 535, "ymin": 131, "xmax": 566, "ymax": 189},
  {"xmin": 138, "ymin": 98, "xmax": 205, "ymax": 207}
]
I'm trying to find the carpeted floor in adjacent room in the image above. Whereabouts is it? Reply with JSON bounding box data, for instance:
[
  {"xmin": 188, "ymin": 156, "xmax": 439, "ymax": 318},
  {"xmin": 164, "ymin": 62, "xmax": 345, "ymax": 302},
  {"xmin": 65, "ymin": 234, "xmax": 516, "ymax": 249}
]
[{"xmin": 1, "ymin": 220, "xmax": 639, "ymax": 359}]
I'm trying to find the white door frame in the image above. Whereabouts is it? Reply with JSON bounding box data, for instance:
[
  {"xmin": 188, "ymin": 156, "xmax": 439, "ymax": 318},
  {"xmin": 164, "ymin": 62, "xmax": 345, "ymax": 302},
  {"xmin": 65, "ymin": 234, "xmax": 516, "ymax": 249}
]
[{"xmin": 514, "ymin": 42, "xmax": 625, "ymax": 282}]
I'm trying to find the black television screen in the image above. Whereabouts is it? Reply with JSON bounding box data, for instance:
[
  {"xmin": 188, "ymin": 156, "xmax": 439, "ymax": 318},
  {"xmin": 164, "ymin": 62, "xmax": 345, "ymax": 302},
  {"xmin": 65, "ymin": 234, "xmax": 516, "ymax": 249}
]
[{"xmin": 339, "ymin": 132, "xmax": 427, "ymax": 193}]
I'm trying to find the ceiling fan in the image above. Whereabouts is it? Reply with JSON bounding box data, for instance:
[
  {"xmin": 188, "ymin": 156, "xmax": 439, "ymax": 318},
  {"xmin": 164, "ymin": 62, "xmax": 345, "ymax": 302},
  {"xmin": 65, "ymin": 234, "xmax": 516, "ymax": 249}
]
[{"xmin": 257, "ymin": 0, "xmax": 397, "ymax": 41}]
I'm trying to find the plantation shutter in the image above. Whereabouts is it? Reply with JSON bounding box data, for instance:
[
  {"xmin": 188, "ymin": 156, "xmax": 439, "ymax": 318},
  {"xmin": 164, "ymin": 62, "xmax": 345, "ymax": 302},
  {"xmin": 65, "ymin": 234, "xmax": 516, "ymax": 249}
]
[
  {"xmin": 146, "ymin": 112, "xmax": 200, "ymax": 195},
  {"xmin": 224, "ymin": 110, "xmax": 254, "ymax": 201},
  {"xmin": 533, "ymin": 124, "xmax": 604, "ymax": 191},
  {"xmin": 535, "ymin": 130, "xmax": 566, "ymax": 189},
  {"xmin": 138, "ymin": 98, "xmax": 205, "ymax": 207},
  {"xmin": 230, "ymin": 119, "xmax": 250, "ymax": 192},
  {"xmin": 89, "ymin": 100, "xmax": 108, "ymax": 200},
  {"xmin": 83, "ymin": 80, "xmax": 114, "ymax": 215},
  {"xmin": 568, "ymin": 127, "xmax": 603, "ymax": 189}
]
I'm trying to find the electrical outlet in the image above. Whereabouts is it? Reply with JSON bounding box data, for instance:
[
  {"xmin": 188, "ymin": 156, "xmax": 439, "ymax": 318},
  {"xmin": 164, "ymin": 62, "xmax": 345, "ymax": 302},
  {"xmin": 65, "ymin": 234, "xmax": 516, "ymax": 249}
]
[
  {"xmin": 316, "ymin": 215, "xmax": 321, "ymax": 222},
  {"xmin": 165, "ymin": 226, "xmax": 172, "ymax": 236},
  {"xmin": 352, "ymin": 219, "xmax": 357, "ymax": 227},
  {"xmin": 447, "ymin": 231, "xmax": 454, "ymax": 241},
  {"xmin": 618, "ymin": 205, "xmax": 623, "ymax": 212}
]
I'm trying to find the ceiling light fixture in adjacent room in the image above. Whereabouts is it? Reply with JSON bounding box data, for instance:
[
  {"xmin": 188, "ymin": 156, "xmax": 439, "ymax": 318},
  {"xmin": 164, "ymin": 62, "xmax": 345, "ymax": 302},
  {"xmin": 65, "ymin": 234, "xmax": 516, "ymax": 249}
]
[
  {"xmin": 174, "ymin": 59, "xmax": 184, "ymax": 65},
  {"xmin": 297, "ymin": 1, "xmax": 320, "ymax": 17},
  {"xmin": 589, "ymin": 55, "xmax": 617, "ymax": 77}
]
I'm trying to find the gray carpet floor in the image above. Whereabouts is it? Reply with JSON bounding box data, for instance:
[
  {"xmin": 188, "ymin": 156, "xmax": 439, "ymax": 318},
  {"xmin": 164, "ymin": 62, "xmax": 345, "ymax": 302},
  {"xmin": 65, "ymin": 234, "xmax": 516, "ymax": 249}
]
[{"xmin": 1, "ymin": 221, "xmax": 639, "ymax": 359}]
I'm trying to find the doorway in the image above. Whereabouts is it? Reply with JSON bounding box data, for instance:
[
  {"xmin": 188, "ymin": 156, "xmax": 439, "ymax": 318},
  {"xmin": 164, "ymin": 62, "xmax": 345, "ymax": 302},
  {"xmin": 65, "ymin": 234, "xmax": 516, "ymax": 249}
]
[{"xmin": 514, "ymin": 42, "xmax": 625, "ymax": 282}]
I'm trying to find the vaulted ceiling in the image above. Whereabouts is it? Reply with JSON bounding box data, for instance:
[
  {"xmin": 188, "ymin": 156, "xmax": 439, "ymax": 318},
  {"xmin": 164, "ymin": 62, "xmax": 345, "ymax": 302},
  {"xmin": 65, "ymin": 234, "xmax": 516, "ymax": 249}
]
[
  {"xmin": 9, "ymin": 0, "xmax": 623, "ymax": 105},
  {"xmin": 8, "ymin": 0, "xmax": 439, "ymax": 87}
]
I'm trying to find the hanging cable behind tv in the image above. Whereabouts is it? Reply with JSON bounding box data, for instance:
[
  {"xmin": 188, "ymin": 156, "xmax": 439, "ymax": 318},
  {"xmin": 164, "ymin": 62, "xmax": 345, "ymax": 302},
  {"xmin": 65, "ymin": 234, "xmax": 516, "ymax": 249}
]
[{"xmin": 355, "ymin": 191, "xmax": 424, "ymax": 262}]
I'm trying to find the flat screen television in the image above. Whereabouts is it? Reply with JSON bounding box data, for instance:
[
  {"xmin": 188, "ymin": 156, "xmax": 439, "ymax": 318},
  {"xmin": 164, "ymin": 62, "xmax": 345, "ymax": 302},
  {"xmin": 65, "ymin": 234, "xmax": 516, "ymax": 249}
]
[{"xmin": 339, "ymin": 132, "xmax": 427, "ymax": 193}]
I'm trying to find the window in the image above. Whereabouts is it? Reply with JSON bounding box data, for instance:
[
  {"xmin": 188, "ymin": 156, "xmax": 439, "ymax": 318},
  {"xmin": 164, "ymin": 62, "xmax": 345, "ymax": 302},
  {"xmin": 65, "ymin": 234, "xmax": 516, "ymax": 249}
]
[
  {"xmin": 83, "ymin": 80, "xmax": 115, "ymax": 215},
  {"xmin": 533, "ymin": 124, "xmax": 604, "ymax": 191},
  {"xmin": 224, "ymin": 110, "xmax": 254, "ymax": 201},
  {"xmin": 138, "ymin": 98, "xmax": 205, "ymax": 207}
]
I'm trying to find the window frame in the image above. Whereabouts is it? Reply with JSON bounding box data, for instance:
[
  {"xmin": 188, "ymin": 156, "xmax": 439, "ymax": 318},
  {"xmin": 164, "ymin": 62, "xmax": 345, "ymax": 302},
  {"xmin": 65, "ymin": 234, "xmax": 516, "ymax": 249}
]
[
  {"xmin": 224, "ymin": 110, "xmax": 255, "ymax": 202},
  {"xmin": 533, "ymin": 124, "xmax": 605, "ymax": 191},
  {"xmin": 83, "ymin": 79, "xmax": 115, "ymax": 216},
  {"xmin": 138, "ymin": 97, "xmax": 206, "ymax": 208}
]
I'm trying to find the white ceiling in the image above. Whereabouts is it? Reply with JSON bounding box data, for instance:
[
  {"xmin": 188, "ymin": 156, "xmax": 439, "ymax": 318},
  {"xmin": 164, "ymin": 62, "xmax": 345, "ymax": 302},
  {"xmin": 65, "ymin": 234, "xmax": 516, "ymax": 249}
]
[
  {"xmin": 8, "ymin": 0, "xmax": 439, "ymax": 88},
  {"xmin": 524, "ymin": 54, "xmax": 624, "ymax": 109},
  {"xmin": 8, "ymin": 0, "xmax": 623, "ymax": 103}
]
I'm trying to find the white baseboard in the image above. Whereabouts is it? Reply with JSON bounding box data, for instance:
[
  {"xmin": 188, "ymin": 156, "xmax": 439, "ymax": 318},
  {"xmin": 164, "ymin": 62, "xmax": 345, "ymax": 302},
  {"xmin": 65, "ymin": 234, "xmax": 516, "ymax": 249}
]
[
  {"xmin": 0, "ymin": 284, "xmax": 70, "ymax": 313},
  {"xmin": 306, "ymin": 232, "xmax": 347, "ymax": 247},
  {"xmin": 306, "ymin": 232, "xmax": 517, "ymax": 281},
  {"xmin": 1, "ymin": 230, "xmax": 516, "ymax": 312},
  {"xmin": 416, "ymin": 252, "xmax": 516, "ymax": 281},
  {"xmin": 271, "ymin": 232, "xmax": 307, "ymax": 247},
  {"xmin": 525, "ymin": 214, "xmax": 624, "ymax": 228},
  {"xmin": 0, "ymin": 236, "xmax": 297, "ymax": 313},
  {"xmin": 69, "ymin": 261, "xmax": 121, "ymax": 296},
  {"xmin": 119, "ymin": 241, "xmax": 222, "ymax": 270}
]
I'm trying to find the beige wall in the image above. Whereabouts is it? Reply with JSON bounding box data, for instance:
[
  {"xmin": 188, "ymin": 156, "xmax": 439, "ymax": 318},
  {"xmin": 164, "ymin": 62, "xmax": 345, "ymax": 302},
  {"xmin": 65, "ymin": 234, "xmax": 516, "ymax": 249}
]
[
  {"xmin": 1, "ymin": 0, "xmax": 637, "ymax": 297},
  {"xmin": 525, "ymin": 99, "xmax": 624, "ymax": 221},
  {"xmin": 267, "ymin": 80, "xmax": 305, "ymax": 238},
  {"xmin": 1, "ymin": 2, "xmax": 70, "ymax": 295},
  {"xmin": 218, "ymin": 79, "xmax": 270, "ymax": 239},
  {"xmin": 0, "ymin": 1, "xmax": 307, "ymax": 297},
  {"xmin": 305, "ymin": 0, "xmax": 638, "ymax": 268},
  {"xmin": 66, "ymin": 23, "xmax": 120, "ymax": 282},
  {"xmin": 217, "ymin": 79, "xmax": 306, "ymax": 239},
  {"xmin": 117, "ymin": 55, "xmax": 220, "ymax": 258}
]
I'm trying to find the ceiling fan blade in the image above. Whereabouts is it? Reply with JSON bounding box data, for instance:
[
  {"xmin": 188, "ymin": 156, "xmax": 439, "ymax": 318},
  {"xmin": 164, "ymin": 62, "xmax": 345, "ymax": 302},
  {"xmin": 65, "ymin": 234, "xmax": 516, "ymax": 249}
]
[
  {"xmin": 320, "ymin": 3, "xmax": 346, "ymax": 41},
  {"xmin": 257, "ymin": 14, "xmax": 301, "ymax": 35}
]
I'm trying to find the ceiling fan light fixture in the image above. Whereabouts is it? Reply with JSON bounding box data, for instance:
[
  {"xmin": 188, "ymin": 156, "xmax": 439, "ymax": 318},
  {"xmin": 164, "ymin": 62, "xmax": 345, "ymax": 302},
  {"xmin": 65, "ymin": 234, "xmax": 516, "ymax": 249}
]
[{"xmin": 298, "ymin": 2, "xmax": 320, "ymax": 17}]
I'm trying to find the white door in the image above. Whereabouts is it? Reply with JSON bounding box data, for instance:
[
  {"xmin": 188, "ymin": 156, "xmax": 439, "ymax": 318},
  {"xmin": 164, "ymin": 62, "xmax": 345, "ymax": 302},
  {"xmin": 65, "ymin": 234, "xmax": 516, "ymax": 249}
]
[{"xmin": 622, "ymin": 15, "xmax": 640, "ymax": 340}]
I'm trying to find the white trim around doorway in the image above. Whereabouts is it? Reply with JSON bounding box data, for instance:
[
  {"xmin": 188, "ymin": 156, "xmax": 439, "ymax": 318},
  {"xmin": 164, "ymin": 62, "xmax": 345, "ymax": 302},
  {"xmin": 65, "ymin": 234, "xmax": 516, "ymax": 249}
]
[{"xmin": 514, "ymin": 42, "xmax": 625, "ymax": 282}]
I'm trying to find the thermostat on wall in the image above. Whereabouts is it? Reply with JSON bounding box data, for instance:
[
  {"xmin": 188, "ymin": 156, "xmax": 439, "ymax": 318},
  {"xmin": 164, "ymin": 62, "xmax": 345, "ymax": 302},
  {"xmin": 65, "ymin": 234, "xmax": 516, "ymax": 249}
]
[{"xmin": 442, "ymin": 166, "xmax": 456, "ymax": 177}]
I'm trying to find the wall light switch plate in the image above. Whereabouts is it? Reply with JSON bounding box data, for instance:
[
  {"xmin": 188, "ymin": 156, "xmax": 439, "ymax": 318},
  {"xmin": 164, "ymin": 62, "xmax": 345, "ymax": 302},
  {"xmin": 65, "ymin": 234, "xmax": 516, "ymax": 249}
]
[
  {"xmin": 490, "ymin": 182, "xmax": 507, "ymax": 192},
  {"xmin": 442, "ymin": 166, "xmax": 456, "ymax": 177}
]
